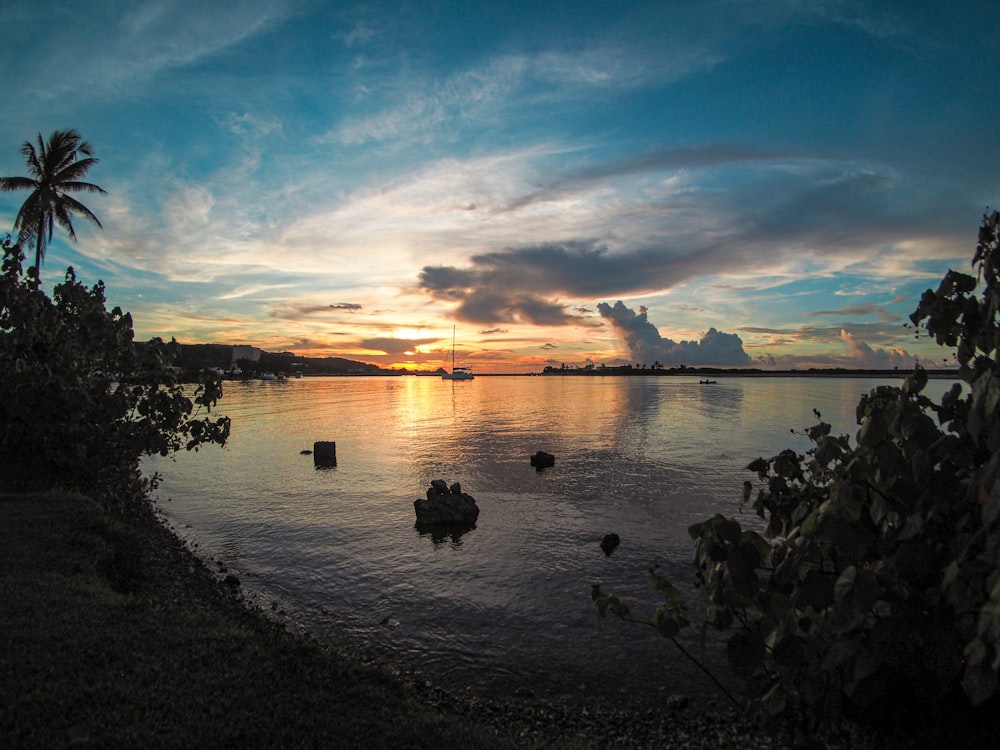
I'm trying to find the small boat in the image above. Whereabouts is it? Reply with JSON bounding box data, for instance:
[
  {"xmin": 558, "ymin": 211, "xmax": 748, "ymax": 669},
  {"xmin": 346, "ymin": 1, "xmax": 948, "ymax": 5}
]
[
  {"xmin": 442, "ymin": 366, "xmax": 474, "ymax": 381},
  {"xmin": 260, "ymin": 372, "xmax": 278, "ymax": 381},
  {"xmin": 442, "ymin": 326, "xmax": 474, "ymax": 380},
  {"xmin": 699, "ymin": 379, "xmax": 717, "ymax": 384}
]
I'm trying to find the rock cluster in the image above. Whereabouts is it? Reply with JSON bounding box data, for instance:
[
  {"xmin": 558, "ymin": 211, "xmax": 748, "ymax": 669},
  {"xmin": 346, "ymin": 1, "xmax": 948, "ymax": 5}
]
[{"xmin": 413, "ymin": 480, "xmax": 480, "ymax": 525}]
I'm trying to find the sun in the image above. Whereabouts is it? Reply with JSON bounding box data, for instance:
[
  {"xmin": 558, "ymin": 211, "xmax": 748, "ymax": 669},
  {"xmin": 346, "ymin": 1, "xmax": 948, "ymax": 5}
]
[{"xmin": 392, "ymin": 327, "xmax": 427, "ymax": 340}]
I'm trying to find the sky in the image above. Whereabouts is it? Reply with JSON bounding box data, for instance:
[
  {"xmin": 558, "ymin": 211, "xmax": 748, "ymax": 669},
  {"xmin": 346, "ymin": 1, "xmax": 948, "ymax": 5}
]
[{"xmin": 1, "ymin": 1, "xmax": 998, "ymax": 373}]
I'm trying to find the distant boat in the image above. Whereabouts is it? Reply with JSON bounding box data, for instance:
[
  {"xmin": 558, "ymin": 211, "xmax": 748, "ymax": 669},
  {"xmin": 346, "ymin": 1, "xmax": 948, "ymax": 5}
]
[
  {"xmin": 699, "ymin": 379, "xmax": 717, "ymax": 384},
  {"xmin": 442, "ymin": 326, "xmax": 474, "ymax": 380},
  {"xmin": 260, "ymin": 372, "xmax": 278, "ymax": 381}
]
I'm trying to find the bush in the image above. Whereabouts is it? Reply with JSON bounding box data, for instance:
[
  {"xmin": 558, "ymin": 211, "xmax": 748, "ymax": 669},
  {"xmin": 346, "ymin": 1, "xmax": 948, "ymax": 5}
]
[
  {"xmin": 598, "ymin": 212, "xmax": 1000, "ymax": 731},
  {"xmin": 0, "ymin": 236, "xmax": 230, "ymax": 510}
]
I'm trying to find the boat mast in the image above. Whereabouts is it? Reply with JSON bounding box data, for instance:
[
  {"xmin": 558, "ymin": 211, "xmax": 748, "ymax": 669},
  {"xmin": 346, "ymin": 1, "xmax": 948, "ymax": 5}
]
[{"xmin": 451, "ymin": 325, "xmax": 456, "ymax": 371}]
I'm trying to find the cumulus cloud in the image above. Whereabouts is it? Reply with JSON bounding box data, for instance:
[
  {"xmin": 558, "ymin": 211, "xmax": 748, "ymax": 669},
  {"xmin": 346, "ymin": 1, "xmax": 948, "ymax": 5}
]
[
  {"xmin": 597, "ymin": 301, "xmax": 751, "ymax": 366},
  {"xmin": 839, "ymin": 329, "xmax": 914, "ymax": 368}
]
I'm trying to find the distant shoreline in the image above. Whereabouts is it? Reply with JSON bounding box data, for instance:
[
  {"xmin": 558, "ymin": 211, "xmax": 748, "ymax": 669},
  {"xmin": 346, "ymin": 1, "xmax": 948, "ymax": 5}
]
[
  {"xmin": 268, "ymin": 368, "xmax": 960, "ymax": 378},
  {"xmin": 530, "ymin": 368, "xmax": 958, "ymax": 379}
]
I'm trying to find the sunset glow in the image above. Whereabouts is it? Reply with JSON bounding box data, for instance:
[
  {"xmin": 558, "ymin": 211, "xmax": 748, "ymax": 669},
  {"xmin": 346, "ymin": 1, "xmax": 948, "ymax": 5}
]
[{"xmin": 1, "ymin": 1, "xmax": 996, "ymax": 373}]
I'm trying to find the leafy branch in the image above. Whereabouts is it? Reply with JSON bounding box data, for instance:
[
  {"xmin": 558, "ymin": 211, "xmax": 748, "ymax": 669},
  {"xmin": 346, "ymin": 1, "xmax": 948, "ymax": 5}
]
[
  {"xmin": 595, "ymin": 211, "xmax": 1000, "ymax": 732},
  {"xmin": 591, "ymin": 573, "xmax": 743, "ymax": 710}
]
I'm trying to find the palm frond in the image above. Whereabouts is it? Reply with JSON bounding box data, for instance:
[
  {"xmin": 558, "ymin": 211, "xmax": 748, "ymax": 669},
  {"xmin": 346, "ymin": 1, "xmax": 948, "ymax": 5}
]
[
  {"xmin": 20, "ymin": 138, "xmax": 42, "ymax": 178},
  {"xmin": 59, "ymin": 194, "xmax": 103, "ymax": 229},
  {"xmin": 0, "ymin": 176, "xmax": 38, "ymax": 192},
  {"xmin": 58, "ymin": 179, "xmax": 108, "ymax": 196},
  {"xmin": 52, "ymin": 203, "xmax": 79, "ymax": 241}
]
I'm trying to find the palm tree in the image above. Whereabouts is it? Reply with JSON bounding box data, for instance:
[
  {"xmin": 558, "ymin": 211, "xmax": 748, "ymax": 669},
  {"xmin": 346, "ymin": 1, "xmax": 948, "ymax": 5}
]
[{"xmin": 0, "ymin": 129, "xmax": 106, "ymax": 286}]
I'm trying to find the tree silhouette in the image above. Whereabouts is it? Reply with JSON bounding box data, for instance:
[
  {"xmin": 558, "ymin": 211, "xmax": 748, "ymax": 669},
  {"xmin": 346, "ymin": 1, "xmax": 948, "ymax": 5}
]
[{"xmin": 0, "ymin": 130, "xmax": 106, "ymax": 286}]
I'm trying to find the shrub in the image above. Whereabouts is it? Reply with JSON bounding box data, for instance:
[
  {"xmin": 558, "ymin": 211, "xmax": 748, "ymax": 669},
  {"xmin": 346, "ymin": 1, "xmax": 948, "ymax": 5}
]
[
  {"xmin": 597, "ymin": 211, "xmax": 1000, "ymax": 731},
  {"xmin": 0, "ymin": 237, "xmax": 230, "ymax": 510}
]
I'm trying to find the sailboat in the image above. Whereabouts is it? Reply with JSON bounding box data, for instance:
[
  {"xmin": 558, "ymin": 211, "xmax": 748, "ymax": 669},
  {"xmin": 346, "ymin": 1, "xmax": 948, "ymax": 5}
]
[{"xmin": 441, "ymin": 325, "xmax": 474, "ymax": 380}]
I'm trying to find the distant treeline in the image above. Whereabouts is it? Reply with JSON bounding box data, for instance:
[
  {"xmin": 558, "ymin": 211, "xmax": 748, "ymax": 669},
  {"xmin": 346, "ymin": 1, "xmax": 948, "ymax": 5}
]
[
  {"xmin": 151, "ymin": 342, "xmax": 387, "ymax": 379},
  {"xmin": 540, "ymin": 363, "xmax": 958, "ymax": 378}
]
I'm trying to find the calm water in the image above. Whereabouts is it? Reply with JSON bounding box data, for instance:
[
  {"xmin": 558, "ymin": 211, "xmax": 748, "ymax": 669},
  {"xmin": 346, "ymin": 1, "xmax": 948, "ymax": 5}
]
[{"xmin": 147, "ymin": 375, "xmax": 955, "ymax": 707}]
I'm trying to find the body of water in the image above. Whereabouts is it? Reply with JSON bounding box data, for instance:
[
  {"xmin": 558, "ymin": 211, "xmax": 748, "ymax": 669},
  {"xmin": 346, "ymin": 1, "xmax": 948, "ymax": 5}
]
[{"xmin": 147, "ymin": 374, "xmax": 955, "ymax": 707}]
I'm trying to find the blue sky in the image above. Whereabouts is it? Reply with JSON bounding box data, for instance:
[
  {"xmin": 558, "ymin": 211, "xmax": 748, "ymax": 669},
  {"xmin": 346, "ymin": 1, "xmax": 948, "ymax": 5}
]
[{"xmin": 1, "ymin": 1, "xmax": 997, "ymax": 372}]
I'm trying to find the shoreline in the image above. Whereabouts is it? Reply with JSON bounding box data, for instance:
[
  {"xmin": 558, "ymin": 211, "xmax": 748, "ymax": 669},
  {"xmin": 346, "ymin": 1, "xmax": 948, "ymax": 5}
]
[
  {"xmin": 2, "ymin": 489, "xmax": 959, "ymax": 748},
  {"xmin": 0, "ymin": 490, "xmax": 771, "ymax": 748}
]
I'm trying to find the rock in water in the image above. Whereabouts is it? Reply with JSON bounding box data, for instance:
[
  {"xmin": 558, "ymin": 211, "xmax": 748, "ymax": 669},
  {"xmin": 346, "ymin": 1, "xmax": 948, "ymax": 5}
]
[
  {"xmin": 313, "ymin": 441, "xmax": 337, "ymax": 467},
  {"xmin": 414, "ymin": 488, "xmax": 480, "ymax": 525},
  {"xmin": 600, "ymin": 533, "xmax": 620, "ymax": 556},
  {"xmin": 530, "ymin": 451, "xmax": 555, "ymax": 469}
]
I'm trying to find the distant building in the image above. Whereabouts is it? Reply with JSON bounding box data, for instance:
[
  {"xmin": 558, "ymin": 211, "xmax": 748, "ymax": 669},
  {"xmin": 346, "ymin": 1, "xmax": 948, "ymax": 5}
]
[{"xmin": 231, "ymin": 345, "xmax": 262, "ymax": 365}]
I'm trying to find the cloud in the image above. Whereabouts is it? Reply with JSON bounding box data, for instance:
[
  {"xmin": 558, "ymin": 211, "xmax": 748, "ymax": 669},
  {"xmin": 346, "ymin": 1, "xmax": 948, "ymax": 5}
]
[
  {"xmin": 218, "ymin": 283, "xmax": 295, "ymax": 300},
  {"xmin": 597, "ymin": 301, "xmax": 751, "ymax": 366},
  {"xmin": 3, "ymin": 1, "xmax": 293, "ymax": 107},
  {"xmin": 325, "ymin": 55, "xmax": 528, "ymax": 147},
  {"xmin": 839, "ymin": 329, "xmax": 914, "ymax": 368},
  {"xmin": 269, "ymin": 301, "xmax": 363, "ymax": 319},
  {"xmin": 420, "ymin": 244, "xmax": 614, "ymax": 325},
  {"xmin": 805, "ymin": 295, "xmax": 908, "ymax": 322},
  {"xmin": 356, "ymin": 336, "xmax": 439, "ymax": 356},
  {"xmin": 417, "ymin": 239, "xmax": 708, "ymax": 325}
]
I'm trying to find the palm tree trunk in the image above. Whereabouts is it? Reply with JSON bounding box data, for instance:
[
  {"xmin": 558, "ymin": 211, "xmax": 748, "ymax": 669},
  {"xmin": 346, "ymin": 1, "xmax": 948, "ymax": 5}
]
[{"xmin": 32, "ymin": 226, "xmax": 43, "ymax": 289}]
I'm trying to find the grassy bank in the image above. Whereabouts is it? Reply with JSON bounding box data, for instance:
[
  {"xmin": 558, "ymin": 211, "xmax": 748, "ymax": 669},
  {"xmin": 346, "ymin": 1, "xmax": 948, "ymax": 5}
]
[{"xmin": 1, "ymin": 491, "xmax": 520, "ymax": 748}]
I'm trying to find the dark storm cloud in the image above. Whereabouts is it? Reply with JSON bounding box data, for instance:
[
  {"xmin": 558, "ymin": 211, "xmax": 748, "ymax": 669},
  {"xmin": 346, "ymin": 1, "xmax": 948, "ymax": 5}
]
[
  {"xmin": 597, "ymin": 300, "xmax": 751, "ymax": 366},
  {"xmin": 418, "ymin": 240, "xmax": 702, "ymax": 325}
]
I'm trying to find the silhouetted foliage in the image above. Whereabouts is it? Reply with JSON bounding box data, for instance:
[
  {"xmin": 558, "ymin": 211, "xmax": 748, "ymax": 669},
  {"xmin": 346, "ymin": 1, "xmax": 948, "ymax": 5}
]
[
  {"xmin": 597, "ymin": 211, "xmax": 1000, "ymax": 734},
  {"xmin": 0, "ymin": 237, "xmax": 230, "ymax": 510}
]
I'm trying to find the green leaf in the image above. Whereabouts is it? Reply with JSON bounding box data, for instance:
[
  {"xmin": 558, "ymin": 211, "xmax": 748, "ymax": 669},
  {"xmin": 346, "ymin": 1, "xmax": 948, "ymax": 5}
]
[
  {"xmin": 834, "ymin": 566, "xmax": 880, "ymax": 626},
  {"xmin": 964, "ymin": 636, "xmax": 988, "ymax": 668},
  {"xmin": 798, "ymin": 570, "xmax": 835, "ymax": 611},
  {"xmin": 653, "ymin": 606, "xmax": 680, "ymax": 638},
  {"xmin": 963, "ymin": 663, "xmax": 998, "ymax": 706},
  {"xmin": 727, "ymin": 626, "xmax": 766, "ymax": 678},
  {"xmin": 727, "ymin": 543, "xmax": 760, "ymax": 600}
]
